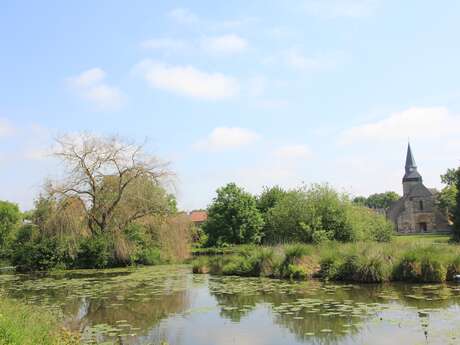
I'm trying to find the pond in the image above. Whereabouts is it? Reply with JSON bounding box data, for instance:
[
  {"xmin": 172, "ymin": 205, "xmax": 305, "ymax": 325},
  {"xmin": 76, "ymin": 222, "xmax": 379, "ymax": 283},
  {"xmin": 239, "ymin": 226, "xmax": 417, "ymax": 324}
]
[{"xmin": 1, "ymin": 265, "xmax": 460, "ymax": 345}]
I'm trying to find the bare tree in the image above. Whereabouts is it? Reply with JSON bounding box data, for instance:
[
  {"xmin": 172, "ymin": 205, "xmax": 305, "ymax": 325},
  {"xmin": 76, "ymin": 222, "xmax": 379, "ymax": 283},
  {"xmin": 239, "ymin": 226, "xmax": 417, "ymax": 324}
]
[{"xmin": 48, "ymin": 133, "xmax": 172, "ymax": 234}]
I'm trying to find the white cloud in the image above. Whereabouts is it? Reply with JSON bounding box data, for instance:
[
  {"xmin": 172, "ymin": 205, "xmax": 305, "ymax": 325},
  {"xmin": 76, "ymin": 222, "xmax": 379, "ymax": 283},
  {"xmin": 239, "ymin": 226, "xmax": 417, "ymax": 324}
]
[
  {"xmin": 284, "ymin": 50, "xmax": 338, "ymax": 71},
  {"xmin": 135, "ymin": 60, "xmax": 239, "ymax": 100},
  {"xmin": 68, "ymin": 68, "xmax": 124, "ymax": 110},
  {"xmin": 303, "ymin": 0, "xmax": 380, "ymax": 18},
  {"xmin": 141, "ymin": 38, "xmax": 188, "ymax": 51},
  {"xmin": 194, "ymin": 127, "xmax": 260, "ymax": 151},
  {"xmin": 274, "ymin": 145, "xmax": 312, "ymax": 160},
  {"xmin": 263, "ymin": 50, "xmax": 340, "ymax": 72},
  {"xmin": 340, "ymin": 107, "xmax": 460, "ymax": 144},
  {"xmin": 0, "ymin": 118, "xmax": 15, "ymax": 137},
  {"xmin": 201, "ymin": 34, "xmax": 248, "ymax": 55},
  {"xmin": 168, "ymin": 7, "xmax": 198, "ymax": 24}
]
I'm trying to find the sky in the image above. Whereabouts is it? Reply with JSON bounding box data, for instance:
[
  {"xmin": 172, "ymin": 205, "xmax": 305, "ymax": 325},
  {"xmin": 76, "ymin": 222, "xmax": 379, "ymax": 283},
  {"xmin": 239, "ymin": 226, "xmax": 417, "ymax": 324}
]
[{"xmin": 1, "ymin": 0, "xmax": 460, "ymax": 211}]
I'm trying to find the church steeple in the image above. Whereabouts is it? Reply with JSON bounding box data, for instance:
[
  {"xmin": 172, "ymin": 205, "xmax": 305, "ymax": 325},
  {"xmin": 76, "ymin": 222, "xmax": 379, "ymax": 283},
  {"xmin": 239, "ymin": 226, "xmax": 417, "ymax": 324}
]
[
  {"xmin": 405, "ymin": 143, "xmax": 417, "ymax": 175},
  {"xmin": 402, "ymin": 143, "xmax": 422, "ymax": 195}
]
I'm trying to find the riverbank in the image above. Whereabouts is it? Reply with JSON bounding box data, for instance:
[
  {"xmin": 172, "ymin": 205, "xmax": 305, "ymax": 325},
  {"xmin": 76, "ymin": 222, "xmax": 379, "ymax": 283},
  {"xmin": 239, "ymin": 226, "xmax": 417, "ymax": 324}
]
[
  {"xmin": 0, "ymin": 296, "xmax": 79, "ymax": 345},
  {"xmin": 192, "ymin": 240, "xmax": 460, "ymax": 283}
]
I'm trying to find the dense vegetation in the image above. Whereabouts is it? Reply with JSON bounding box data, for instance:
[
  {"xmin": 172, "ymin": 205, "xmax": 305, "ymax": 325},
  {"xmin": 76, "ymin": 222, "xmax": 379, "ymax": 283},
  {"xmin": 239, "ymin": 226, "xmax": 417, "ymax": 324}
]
[
  {"xmin": 352, "ymin": 191, "xmax": 400, "ymax": 210},
  {"xmin": 452, "ymin": 168, "xmax": 460, "ymax": 242},
  {"xmin": 0, "ymin": 296, "xmax": 79, "ymax": 345},
  {"xmin": 202, "ymin": 183, "xmax": 394, "ymax": 246},
  {"xmin": 192, "ymin": 239, "xmax": 460, "ymax": 283},
  {"xmin": 0, "ymin": 133, "xmax": 191, "ymax": 271}
]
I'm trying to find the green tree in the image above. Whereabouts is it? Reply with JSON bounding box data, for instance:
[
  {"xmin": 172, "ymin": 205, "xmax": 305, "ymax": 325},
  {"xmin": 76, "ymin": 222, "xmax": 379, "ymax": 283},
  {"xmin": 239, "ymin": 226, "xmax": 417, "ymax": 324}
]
[
  {"xmin": 0, "ymin": 201, "xmax": 21, "ymax": 249},
  {"xmin": 352, "ymin": 196, "xmax": 367, "ymax": 206},
  {"xmin": 256, "ymin": 185, "xmax": 287, "ymax": 214},
  {"xmin": 438, "ymin": 168, "xmax": 459, "ymax": 221},
  {"xmin": 452, "ymin": 168, "xmax": 460, "ymax": 242},
  {"xmin": 364, "ymin": 192, "xmax": 400, "ymax": 209},
  {"xmin": 203, "ymin": 183, "xmax": 264, "ymax": 246}
]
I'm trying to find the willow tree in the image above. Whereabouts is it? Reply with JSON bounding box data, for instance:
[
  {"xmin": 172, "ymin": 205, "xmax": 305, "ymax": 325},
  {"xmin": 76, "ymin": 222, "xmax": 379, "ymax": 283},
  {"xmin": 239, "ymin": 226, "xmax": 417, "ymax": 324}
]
[{"xmin": 48, "ymin": 133, "xmax": 172, "ymax": 236}]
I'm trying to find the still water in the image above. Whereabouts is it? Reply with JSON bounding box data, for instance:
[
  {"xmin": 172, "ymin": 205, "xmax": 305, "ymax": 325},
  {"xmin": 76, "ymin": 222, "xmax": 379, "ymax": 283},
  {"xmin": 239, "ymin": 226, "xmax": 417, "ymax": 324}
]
[{"xmin": 1, "ymin": 265, "xmax": 460, "ymax": 345}]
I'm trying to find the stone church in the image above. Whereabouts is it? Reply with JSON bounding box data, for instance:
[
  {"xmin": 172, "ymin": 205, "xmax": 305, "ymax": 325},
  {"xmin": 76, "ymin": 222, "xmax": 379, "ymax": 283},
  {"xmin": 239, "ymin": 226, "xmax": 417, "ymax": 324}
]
[{"xmin": 387, "ymin": 144, "xmax": 450, "ymax": 233}]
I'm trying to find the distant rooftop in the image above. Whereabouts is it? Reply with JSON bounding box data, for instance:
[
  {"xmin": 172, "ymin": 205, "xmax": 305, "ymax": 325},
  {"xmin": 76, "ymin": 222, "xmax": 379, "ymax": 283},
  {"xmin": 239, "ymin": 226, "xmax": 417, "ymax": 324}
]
[{"xmin": 189, "ymin": 210, "xmax": 207, "ymax": 223}]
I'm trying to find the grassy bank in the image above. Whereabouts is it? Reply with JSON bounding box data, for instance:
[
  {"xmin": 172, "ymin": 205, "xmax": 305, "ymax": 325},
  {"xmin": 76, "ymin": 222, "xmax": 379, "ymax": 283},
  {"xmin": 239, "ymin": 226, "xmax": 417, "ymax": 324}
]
[
  {"xmin": 192, "ymin": 241, "xmax": 460, "ymax": 283},
  {"xmin": 0, "ymin": 296, "xmax": 79, "ymax": 345}
]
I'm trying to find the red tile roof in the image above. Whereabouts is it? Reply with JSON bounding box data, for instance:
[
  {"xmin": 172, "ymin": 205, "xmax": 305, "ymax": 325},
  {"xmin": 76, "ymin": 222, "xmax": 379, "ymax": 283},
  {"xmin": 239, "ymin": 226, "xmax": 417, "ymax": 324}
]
[{"xmin": 190, "ymin": 210, "xmax": 208, "ymax": 223}]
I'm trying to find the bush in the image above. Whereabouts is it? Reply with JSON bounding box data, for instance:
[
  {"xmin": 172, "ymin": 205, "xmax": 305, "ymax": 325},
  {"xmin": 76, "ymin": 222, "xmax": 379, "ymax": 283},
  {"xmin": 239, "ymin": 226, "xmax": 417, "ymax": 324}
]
[
  {"xmin": 136, "ymin": 247, "xmax": 163, "ymax": 265},
  {"xmin": 335, "ymin": 254, "xmax": 360, "ymax": 281},
  {"xmin": 11, "ymin": 225, "xmax": 70, "ymax": 271},
  {"xmin": 74, "ymin": 235, "xmax": 111, "ymax": 269},
  {"xmin": 264, "ymin": 184, "xmax": 394, "ymax": 245},
  {"xmin": 420, "ymin": 257, "xmax": 446, "ymax": 283},
  {"xmin": 319, "ymin": 256, "xmax": 341, "ymax": 280},
  {"xmin": 393, "ymin": 251, "xmax": 421, "ymax": 282},
  {"xmin": 393, "ymin": 247, "xmax": 448, "ymax": 283},
  {"xmin": 355, "ymin": 256, "xmax": 390, "ymax": 283}
]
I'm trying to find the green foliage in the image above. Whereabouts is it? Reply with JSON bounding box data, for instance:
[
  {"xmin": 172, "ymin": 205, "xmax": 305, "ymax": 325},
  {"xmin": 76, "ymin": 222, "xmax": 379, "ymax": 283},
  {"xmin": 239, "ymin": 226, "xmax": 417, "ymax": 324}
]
[
  {"xmin": 136, "ymin": 247, "xmax": 163, "ymax": 265},
  {"xmin": 256, "ymin": 185, "xmax": 287, "ymax": 214},
  {"xmin": 264, "ymin": 184, "xmax": 393, "ymax": 244},
  {"xmin": 204, "ymin": 241, "xmax": 460, "ymax": 283},
  {"xmin": 0, "ymin": 297, "xmax": 80, "ymax": 345},
  {"xmin": 0, "ymin": 201, "xmax": 21, "ymax": 251},
  {"xmin": 441, "ymin": 168, "xmax": 459, "ymax": 186},
  {"xmin": 11, "ymin": 235, "xmax": 69, "ymax": 272},
  {"xmin": 393, "ymin": 247, "xmax": 448, "ymax": 283},
  {"xmin": 437, "ymin": 185, "xmax": 457, "ymax": 219},
  {"xmin": 452, "ymin": 168, "xmax": 460, "ymax": 242},
  {"xmin": 203, "ymin": 183, "xmax": 264, "ymax": 246},
  {"xmin": 438, "ymin": 167, "xmax": 459, "ymax": 222},
  {"xmin": 353, "ymin": 191, "xmax": 400, "ymax": 210},
  {"xmin": 74, "ymin": 235, "xmax": 111, "ymax": 269},
  {"xmin": 347, "ymin": 206, "xmax": 394, "ymax": 242}
]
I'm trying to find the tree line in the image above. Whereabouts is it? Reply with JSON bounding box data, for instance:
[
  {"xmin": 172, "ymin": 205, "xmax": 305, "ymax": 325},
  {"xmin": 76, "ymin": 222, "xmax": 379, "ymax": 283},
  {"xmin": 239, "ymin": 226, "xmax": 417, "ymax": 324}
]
[{"xmin": 200, "ymin": 183, "xmax": 395, "ymax": 247}]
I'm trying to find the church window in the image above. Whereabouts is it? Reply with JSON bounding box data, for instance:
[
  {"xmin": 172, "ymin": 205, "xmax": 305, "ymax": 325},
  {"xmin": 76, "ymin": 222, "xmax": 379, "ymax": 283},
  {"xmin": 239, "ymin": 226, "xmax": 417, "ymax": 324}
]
[{"xmin": 419, "ymin": 200, "xmax": 424, "ymax": 211}]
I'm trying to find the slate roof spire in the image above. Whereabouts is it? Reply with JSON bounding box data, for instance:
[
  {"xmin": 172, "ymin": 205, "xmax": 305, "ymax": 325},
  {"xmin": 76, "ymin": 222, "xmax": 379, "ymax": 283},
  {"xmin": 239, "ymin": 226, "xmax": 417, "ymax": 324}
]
[{"xmin": 403, "ymin": 143, "xmax": 422, "ymax": 182}]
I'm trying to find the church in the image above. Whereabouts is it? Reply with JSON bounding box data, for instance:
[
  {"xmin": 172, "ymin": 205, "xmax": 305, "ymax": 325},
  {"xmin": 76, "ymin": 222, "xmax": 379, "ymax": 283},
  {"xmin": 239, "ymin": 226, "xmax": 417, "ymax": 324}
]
[{"xmin": 387, "ymin": 144, "xmax": 450, "ymax": 233}]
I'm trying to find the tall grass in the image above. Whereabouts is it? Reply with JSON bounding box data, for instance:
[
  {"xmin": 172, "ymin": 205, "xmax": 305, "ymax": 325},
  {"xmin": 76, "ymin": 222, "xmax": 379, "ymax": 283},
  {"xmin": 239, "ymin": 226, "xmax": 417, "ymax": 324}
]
[
  {"xmin": 0, "ymin": 296, "xmax": 79, "ymax": 345},
  {"xmin": 192, "ymin": 241, "xmax": 460, "ymax": 284}
]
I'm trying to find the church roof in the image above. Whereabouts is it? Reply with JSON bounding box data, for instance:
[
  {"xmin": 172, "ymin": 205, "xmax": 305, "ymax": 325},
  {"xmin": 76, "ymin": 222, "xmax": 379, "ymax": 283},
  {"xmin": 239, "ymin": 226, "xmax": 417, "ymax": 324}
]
[{"xmin": 403, "ymin": 143, "xmax": 422, "ymax": 182}]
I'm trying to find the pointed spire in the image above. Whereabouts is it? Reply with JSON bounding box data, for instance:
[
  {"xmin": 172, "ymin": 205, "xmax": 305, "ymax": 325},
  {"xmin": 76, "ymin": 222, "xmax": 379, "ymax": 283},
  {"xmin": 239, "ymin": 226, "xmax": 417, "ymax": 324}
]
[
  {"xmin": 403, "ymin": 143, "xmax": 422, "ymax": 183},
  {"xmin": 405, "ymin": 142, "xmax": 417, "ymax": 173}
]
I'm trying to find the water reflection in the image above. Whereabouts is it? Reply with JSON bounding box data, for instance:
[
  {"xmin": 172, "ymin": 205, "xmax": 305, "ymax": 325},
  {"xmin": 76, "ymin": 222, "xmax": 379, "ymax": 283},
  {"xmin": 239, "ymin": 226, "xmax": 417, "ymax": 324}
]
[{"xmin": 1, "ymin": 267, "xmax": 460, "ymax": 345}]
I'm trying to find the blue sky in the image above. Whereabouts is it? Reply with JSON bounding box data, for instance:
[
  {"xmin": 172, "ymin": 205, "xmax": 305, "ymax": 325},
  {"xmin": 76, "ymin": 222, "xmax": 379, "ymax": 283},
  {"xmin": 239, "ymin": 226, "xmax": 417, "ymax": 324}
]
[{"xmin": 1, "ymin": 0, "xmax": 460, "ymax": 211}]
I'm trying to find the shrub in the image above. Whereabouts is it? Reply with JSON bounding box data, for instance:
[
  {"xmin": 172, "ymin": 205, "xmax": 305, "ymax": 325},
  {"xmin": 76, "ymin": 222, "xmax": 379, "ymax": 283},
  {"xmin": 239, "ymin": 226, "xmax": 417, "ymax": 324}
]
[
  {"xmin": 420, "ymin": 257, "xmax": 446, "ymax": 283},
  {"xmin": 355, "ymin": 256, "xmax": 390, "ymax": 283},
  {"xmin": 11, "ymin": 230, "xmax": 70, "ymax": 271},
  {"xmin": 393, "ymin": 251, "xmax": 421, "ymax": 282},
  {"xmin": 335, "ymin": 254, "xmax": 360, "ymax": 281},
  {"xmin": 278, "ymin": 244, "xmax": 315, "ymax": 279},
  {"xmin": 319, "ymin": 256, "xmax": 341, "ymax": 280},
  {"xmin": 393, "ymin": 247, "xmax": 448, "ymax": 283},
  {"xmin": 137, "ymin": 247, "xmax": 163, "ymax": 265},
  {"xmin": 447, "ymin": 256, "xmax": 460, "ymax": 281},
  {"xmin": 74, "ymin": 235, "xmax": 111, "ymax": 269}
]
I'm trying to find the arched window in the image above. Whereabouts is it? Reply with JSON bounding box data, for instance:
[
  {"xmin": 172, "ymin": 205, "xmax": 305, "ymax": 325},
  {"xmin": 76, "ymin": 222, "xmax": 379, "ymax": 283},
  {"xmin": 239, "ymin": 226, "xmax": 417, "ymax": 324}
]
[{"xmin": 419, "ymin": 200, "xmax": 424, "ymax": 211}]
